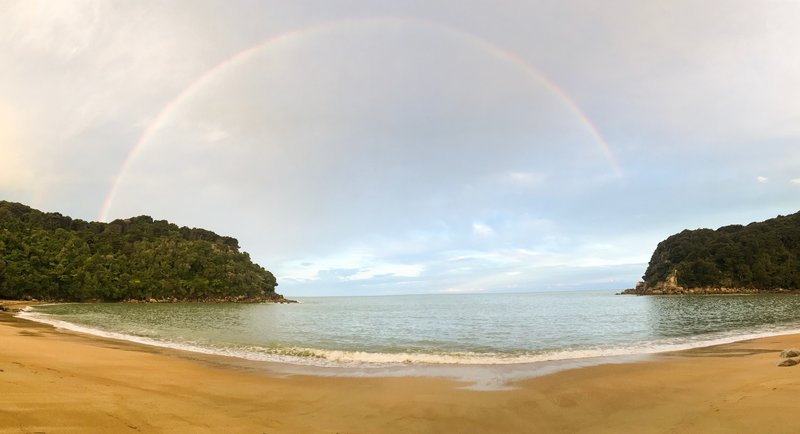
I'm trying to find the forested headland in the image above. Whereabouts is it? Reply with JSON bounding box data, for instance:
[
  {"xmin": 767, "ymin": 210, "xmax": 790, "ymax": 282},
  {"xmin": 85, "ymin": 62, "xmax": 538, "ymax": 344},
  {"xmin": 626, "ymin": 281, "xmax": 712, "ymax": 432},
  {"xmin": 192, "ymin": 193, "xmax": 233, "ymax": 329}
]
[
  {"xmin": 625, "ymin": 211, "xmax": 800, "ymax": 295},
  {"xmin": 0, "ymin": 200, "xmax": 290, "ymax": 303}
]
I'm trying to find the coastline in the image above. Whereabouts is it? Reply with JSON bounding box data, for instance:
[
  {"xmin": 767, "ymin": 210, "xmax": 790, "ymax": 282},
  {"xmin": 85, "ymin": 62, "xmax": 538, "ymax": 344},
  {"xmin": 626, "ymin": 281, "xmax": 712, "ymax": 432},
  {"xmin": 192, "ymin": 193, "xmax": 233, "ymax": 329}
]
[
  {"xmin": 17, "ymin": 298, "xmax": 800, "ymax": 370},
  {"xmin": 3, "ymin": 311, "xmax": 800, "ymax": 432}
]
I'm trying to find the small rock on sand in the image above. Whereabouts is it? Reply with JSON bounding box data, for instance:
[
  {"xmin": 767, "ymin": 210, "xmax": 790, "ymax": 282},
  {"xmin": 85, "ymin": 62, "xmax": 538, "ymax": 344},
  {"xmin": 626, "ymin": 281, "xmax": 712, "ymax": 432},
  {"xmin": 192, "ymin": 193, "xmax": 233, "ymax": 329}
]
[
  {"xmin": 779, "ymin": 349, "xmax": 800, "ymax": 358},
  {"xmin": 777, "ymin": 358, "xmax": 799, "ymax": 367}
]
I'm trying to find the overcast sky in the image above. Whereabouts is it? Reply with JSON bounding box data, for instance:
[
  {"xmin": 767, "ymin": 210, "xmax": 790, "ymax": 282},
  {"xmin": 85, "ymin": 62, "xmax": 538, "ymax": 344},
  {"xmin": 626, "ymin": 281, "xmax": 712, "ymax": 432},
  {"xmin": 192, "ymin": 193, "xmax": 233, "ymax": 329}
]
[{"xmin": 2, "ymin": 1, "xmax": 799, "ymax": 296}]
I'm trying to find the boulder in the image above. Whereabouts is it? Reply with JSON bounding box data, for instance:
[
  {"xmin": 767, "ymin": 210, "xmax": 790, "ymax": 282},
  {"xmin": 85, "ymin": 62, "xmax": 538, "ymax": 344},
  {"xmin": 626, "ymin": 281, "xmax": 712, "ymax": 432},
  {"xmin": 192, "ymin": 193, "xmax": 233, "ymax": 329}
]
[
  {"xmin": 779, "ymin": 349, "xmax": 800, "ymax": 358},
  {"xmin": 777, "ymin": 358, "xmax": 799, "ymax": 367}
]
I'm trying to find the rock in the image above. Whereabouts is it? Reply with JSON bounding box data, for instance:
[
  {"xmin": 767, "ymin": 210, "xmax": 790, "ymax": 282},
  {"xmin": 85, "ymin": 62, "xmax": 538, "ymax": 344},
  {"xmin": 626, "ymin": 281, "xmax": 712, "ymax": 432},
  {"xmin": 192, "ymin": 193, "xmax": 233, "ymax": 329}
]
[
  {"xmin": 778, "ymin": 358, "xmax": 799, "ymax": 367},
  {"xmin": 780, "ymin": 349, "xmax": 800, "ymax": 358}
]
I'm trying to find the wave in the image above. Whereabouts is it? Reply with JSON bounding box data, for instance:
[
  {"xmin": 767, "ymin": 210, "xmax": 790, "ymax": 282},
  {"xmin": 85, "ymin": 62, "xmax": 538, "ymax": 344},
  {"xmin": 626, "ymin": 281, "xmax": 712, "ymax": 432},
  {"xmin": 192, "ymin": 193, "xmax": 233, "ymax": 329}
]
[{"xmin": 17, "ymin": 310, "xmax": 800, "ymax": 368}]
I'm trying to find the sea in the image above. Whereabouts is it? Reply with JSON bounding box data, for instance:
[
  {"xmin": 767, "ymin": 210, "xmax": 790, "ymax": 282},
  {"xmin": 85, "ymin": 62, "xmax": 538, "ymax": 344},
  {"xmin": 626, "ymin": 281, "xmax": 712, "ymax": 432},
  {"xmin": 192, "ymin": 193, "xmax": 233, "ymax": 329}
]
[{"xmin": 19, "ymin": 291, "xmax": 800, "ymax": 389}]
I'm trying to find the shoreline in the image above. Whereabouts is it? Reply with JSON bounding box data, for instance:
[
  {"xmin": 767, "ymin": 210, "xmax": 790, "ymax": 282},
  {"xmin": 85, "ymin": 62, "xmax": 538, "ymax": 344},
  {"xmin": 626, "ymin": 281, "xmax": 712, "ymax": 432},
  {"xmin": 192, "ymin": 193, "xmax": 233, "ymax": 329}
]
[
  {"xmin": 16, "ymin": 300, "xmax": 800, "ymax": 375},
  {"xmin": 13, "ymin": 305, "xmax": 655, "ymax": 390},
  {"xmin": 4, "ymin": 311, "xmax": 800, "ymax": 432}
]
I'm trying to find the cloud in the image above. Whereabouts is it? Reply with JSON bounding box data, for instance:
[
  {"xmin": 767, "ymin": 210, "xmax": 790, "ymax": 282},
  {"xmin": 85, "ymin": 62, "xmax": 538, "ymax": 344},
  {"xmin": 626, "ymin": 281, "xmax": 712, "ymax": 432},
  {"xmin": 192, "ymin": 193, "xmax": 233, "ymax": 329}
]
[
  {"xmin": 346, "ymin": 263, "xmax": 424, "ymax": 281},
  {"xmin": 438, "ymin": 287, "xmax": 486, "ymax": 294},
  {"xmin": 278, "ymin": 246, "xmax": 424, "ymax": 284},
  {"xmin": 2, "ymin": 1, "xmax": 800, "ymax": 296},
  {"xmin": 471, "ymin": 222, "xmax": 495, "ymax": 237},
  {"xmin": 2, "ymin": 1, "xmax": 104, "ymax": 61},
  {"xmin": 200, "ymin": 124, "xmax": 229, "ymax": 143},
  {"xmin": 501, "ymin": 171, "xmax": 546, "ymax": 188},
  {"xmin": 0, "ymin": 105, "xmax": 35, "ymax": 188}
]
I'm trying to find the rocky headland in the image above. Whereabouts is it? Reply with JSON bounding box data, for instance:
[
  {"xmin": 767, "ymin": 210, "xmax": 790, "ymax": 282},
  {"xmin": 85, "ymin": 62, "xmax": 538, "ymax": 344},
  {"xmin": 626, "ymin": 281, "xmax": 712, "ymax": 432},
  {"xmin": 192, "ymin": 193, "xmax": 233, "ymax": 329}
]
[{"xmin": 622, "ymin": 211, "xmax": 800, "ymax": 295}]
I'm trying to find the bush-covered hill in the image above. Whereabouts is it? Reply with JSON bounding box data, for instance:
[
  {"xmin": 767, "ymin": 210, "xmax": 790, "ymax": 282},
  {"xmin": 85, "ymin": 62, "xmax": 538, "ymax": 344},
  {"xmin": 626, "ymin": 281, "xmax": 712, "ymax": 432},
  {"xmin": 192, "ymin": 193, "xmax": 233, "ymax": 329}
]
[
  {"xmin": 630, "ymin": 211, "xmax": 800, "ymax": 294},
  {"xmin": 0, "ymin": 201, "xmax": 287, "ymax": 302}
]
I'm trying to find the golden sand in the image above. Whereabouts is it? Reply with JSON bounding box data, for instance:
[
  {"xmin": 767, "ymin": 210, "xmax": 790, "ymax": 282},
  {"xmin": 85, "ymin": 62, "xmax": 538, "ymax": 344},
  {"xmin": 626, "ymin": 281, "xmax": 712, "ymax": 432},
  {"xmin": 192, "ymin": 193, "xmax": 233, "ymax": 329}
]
[{"xmin": 2, "ymin": 310, "xmax": 800, "ymax": 433}]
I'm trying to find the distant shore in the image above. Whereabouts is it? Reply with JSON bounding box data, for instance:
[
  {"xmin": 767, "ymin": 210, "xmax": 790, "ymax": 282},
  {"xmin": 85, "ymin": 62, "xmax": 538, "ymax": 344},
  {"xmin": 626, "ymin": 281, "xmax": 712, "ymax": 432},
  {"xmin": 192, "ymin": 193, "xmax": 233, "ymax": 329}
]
[{"xmin": 3, "ymin": 310, "xmax": 800, "ymax": 432}]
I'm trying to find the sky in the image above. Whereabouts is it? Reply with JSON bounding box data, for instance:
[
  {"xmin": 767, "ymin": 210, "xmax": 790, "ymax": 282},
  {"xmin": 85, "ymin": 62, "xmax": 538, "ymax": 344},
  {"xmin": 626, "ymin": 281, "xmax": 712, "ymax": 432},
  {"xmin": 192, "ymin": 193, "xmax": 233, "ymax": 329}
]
[{"xmin": 1, "ymin": 1, "xmax": 799, "ymax": 296}]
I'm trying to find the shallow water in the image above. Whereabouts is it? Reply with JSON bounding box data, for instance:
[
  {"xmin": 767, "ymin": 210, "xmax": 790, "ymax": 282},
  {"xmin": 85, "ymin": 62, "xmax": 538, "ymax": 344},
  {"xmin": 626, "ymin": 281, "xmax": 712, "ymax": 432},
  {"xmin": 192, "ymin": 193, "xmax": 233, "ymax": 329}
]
[{"xmin": 22, "ymin": 291, "xmax": 800, "ymax": 368}]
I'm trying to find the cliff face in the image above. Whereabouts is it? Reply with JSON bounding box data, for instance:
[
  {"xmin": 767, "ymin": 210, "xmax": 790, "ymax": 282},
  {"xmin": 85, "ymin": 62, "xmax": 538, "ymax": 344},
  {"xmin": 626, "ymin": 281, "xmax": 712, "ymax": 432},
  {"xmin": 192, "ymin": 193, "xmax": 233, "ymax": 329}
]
[{"xmin": 624, "ymin": 211, "xmax": 800, "ymax": 295}]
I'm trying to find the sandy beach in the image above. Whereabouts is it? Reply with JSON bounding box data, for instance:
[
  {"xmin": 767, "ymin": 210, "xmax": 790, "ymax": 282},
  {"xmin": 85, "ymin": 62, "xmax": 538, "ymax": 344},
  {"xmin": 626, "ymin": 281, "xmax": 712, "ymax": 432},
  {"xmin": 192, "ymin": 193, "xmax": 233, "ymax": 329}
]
[{"xmin": 3, "ymin": 308, "xmax": 800, "ymax": 433}]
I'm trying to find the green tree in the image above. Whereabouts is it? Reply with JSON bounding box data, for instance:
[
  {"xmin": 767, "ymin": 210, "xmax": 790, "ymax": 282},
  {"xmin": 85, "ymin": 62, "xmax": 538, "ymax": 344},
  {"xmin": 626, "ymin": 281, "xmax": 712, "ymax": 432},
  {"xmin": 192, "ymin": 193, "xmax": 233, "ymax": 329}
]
[{"xmin": 0, "ymin": 200, "xmax": 284, "ymax": 302}]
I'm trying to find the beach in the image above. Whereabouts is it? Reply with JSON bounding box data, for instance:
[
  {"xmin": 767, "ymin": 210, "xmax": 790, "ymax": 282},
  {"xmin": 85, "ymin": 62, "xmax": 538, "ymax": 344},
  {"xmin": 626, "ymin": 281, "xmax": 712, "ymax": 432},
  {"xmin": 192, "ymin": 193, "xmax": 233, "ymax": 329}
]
[{"xmin": 2, "ymin": 310, "xmax": 800, "ymax": 433}]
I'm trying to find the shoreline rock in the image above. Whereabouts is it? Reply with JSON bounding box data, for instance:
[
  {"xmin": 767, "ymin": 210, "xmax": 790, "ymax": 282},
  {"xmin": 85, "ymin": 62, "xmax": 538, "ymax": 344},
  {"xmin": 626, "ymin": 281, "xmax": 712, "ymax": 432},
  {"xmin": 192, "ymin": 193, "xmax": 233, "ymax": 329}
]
[
  {"xmin": 619, "ymin": 269, "xmax": 798, "ymax": 296},
  {"xmin": 619, "ymin": 285, "xmax": 797, "ymax": 296},
  {"xmin": 779, "ymin": 349, "xmax": 800, "ymax": 358},
  {"xmin": 1, "ymin": 294, "xmax": 298, "ymax": 307},
  {"xmin": 122, "ymin": 295, "xmax": 298, "ymax": 304}
]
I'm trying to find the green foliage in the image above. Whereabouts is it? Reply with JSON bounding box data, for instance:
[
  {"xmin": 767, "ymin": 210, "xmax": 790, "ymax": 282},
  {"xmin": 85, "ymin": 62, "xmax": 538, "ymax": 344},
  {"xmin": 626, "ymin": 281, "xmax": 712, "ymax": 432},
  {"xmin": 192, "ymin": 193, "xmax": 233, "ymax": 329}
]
[
  {"xmin": 643, "ymin": 212, "xmax": 800, "ymax": 289},
  {"xmin": 0, "ymin": 201, "xmax": 279, "ymax": 302}
]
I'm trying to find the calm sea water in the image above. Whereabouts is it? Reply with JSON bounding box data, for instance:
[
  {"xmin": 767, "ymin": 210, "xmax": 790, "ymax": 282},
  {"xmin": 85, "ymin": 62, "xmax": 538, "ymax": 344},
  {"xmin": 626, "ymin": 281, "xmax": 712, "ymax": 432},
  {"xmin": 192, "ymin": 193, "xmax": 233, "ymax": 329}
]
[{"xmin": 21, "ymin": 291, "xmax": 800, "ymax": 366}]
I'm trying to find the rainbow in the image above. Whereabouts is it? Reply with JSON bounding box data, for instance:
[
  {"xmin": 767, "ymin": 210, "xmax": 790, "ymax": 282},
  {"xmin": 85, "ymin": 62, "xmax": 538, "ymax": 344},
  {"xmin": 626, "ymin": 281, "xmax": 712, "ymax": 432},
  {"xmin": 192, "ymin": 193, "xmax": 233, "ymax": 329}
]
[{"xmin": 97, "ymin": 16, "xmax": 622, "ymax": 222}]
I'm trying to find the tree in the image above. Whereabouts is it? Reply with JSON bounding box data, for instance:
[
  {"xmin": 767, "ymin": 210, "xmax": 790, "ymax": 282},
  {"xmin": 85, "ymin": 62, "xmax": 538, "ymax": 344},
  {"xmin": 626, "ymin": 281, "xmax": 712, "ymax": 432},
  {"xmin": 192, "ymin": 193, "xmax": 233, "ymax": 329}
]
[
  {"xmin": 642, "ymin": 211, "xmax": 800, "ymax": 290},
  {"xmin": 0, "ymin": 200, "xmax": 283, "ymax": 302}
]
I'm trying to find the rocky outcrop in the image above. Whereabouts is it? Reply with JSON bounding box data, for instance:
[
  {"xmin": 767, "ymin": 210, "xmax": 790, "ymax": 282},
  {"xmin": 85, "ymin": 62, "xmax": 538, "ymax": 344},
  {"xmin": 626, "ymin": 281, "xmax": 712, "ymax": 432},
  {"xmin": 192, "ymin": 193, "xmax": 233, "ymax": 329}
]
[
  {"xmin": 634, "ymin": 270, "xmax": 683, "ymax": 294},
  {"xmin": 123, "ymin": 294, "xmax": 297, "ymax": 304},
  {"xmin": 0, "ymin": 300, "xmax": 48, "ymax": 313},
  {"xmin": 620, "ymin": 269, "xmax": 799, "ymax": 295},
  {"xmin": 621, "ymin": 270, "xmax": 685, "ymax": 295}
]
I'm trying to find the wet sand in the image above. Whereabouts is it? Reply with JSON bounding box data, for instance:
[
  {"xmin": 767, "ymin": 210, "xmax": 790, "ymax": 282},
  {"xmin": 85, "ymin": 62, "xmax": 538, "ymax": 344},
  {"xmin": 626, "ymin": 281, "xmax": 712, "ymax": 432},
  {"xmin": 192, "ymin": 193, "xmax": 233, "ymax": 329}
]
[{"xmin": 2, "ymin": 309, "xmax": 800, "ymax": 433}]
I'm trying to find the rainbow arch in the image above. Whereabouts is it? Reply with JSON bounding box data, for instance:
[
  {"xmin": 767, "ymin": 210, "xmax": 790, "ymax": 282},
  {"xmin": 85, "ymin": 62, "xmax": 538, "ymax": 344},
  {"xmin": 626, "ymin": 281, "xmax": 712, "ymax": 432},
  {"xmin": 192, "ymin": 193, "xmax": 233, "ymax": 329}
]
[{"xmin": 97, "ymin": 16, "xmax": 622, "ymax": 222}]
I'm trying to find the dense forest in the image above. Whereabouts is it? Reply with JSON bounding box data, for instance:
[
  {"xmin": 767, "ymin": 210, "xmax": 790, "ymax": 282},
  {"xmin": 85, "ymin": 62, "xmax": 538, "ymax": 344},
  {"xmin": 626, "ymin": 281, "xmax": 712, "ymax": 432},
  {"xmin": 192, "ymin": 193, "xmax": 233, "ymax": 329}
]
[
  {"xmin": 633, "ymin": 211, "xmax": 800, "ymax": 293},
  {"xmin": 0, "ymin": 201, "xmax": 288, "ymax": 302}
]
